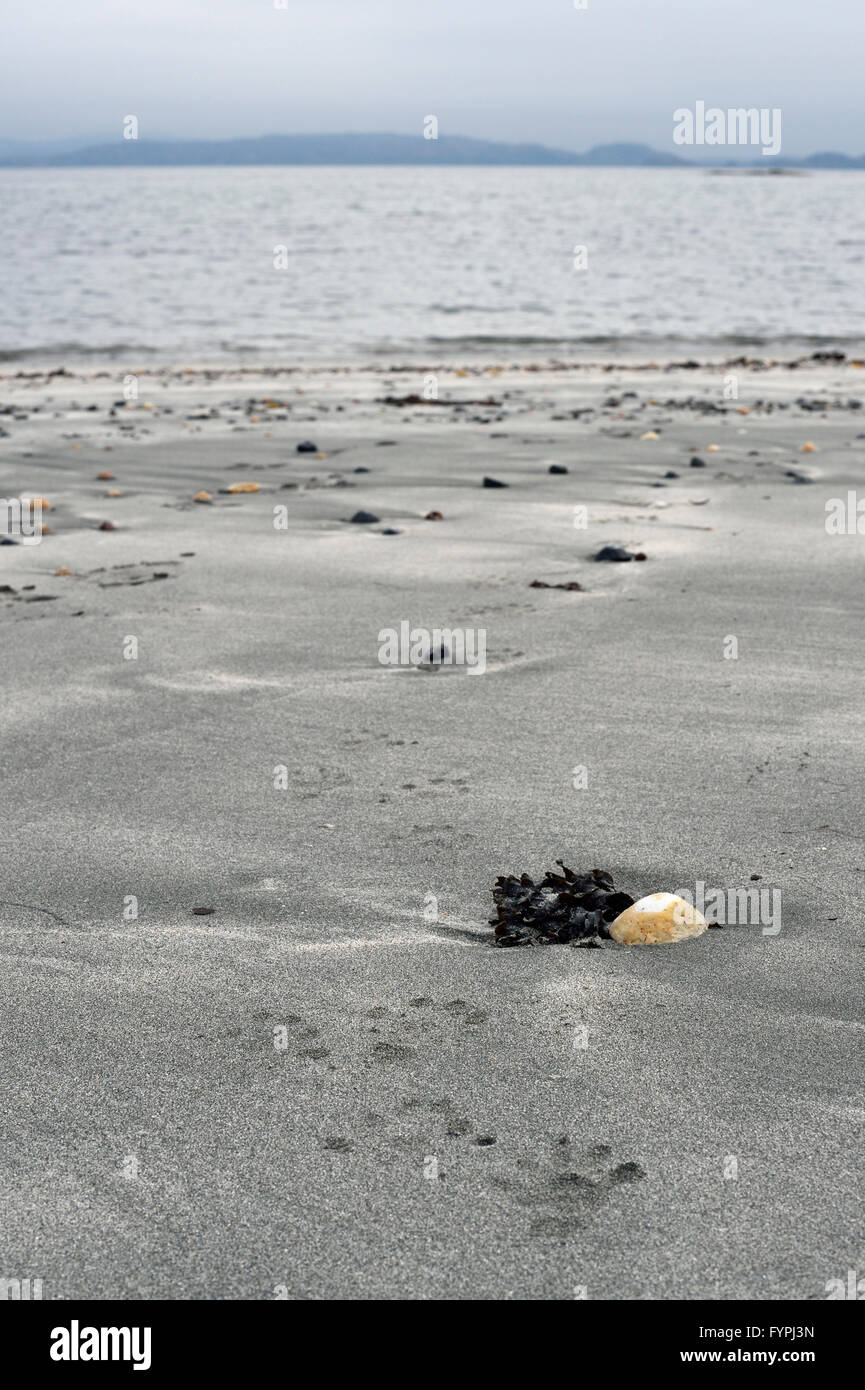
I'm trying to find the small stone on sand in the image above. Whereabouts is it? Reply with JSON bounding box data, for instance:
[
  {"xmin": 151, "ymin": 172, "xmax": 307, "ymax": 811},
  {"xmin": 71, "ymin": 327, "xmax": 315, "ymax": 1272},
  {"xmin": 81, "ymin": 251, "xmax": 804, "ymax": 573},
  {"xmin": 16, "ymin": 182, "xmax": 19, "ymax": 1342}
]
[
  {"xmin": 530, "ymin": 579, "xmax": 583, "ymax": 591},
  {"xmin": 609, "ymin": 893, "xmax": 708, "ymax": 945},
  {"xmin": 594, "ymin": 545, "xmax": 635, "ymax": 562}
]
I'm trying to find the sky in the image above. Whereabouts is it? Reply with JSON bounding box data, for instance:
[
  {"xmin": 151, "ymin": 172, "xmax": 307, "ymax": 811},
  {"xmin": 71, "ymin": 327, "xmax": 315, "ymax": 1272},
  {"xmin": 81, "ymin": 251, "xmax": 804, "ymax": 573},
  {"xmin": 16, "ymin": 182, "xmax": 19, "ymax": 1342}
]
[{"xmin": 2, "ymin": 0, "xmax": 864, "ymax": 155}]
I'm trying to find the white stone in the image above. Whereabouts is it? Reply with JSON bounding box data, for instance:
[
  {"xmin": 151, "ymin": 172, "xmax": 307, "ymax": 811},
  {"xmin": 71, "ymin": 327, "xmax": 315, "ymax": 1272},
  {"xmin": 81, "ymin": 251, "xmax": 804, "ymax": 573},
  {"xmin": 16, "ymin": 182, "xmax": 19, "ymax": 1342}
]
[{"xmin": 609, "ymin": 892, "xmax": 708, "ymax": 945}]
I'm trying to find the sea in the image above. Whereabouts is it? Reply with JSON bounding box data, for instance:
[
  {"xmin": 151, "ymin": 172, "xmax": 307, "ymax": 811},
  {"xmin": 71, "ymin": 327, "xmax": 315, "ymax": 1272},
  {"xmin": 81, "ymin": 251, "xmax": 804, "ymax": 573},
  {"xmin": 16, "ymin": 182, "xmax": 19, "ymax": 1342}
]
[{"xmin": 2, "ymin": 166, "xmax": 863, "ymax": 365}]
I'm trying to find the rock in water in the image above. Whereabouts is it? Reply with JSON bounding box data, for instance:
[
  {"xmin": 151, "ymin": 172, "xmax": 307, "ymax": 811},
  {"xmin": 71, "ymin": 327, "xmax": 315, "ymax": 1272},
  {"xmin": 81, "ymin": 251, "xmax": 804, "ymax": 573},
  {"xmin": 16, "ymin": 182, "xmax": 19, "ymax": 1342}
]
[
  {"xmin": 609, "ymin": 893, "xmax": 708, "ymax": 945},
  {"xmin": 296, "ymin": 441, "xmax": 318, "ymax": 453},
  {"xmin": 482, "ymin": 476, "xmax": 508, "ymax": 488}
]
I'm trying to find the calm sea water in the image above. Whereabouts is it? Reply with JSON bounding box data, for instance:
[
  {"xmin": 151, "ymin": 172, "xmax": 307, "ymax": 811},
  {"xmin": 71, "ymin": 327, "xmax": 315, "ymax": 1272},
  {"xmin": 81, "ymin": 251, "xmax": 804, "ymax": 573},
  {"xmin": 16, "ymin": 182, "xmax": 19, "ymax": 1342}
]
[{"xmin": 2, "ymin": 166, "xmax": 864, "ymax": 364}]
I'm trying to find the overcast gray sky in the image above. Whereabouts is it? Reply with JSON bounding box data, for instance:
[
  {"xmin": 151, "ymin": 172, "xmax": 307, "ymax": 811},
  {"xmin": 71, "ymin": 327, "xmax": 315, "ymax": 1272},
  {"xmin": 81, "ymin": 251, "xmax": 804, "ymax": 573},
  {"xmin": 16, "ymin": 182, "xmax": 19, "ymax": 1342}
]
[{"xmin": 3, "ymin": 0, "xmax": 864, "ymax": 154}]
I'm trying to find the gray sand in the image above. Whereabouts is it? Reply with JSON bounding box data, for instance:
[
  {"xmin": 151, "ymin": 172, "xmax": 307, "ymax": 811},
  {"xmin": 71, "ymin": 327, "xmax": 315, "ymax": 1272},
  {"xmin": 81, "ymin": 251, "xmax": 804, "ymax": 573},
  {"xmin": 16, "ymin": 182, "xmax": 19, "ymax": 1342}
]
[{"xmin": 1, "ymin": 359, "xmax": 863, "ymax": 1300}]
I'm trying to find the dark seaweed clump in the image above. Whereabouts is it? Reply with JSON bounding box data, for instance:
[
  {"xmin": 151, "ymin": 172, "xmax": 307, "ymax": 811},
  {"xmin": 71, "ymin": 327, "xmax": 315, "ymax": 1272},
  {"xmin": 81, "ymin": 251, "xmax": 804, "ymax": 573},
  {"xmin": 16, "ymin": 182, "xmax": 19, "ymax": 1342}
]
[{"xmin": 490, "ymin": 863, "xmax": 634, "ymax": 948}]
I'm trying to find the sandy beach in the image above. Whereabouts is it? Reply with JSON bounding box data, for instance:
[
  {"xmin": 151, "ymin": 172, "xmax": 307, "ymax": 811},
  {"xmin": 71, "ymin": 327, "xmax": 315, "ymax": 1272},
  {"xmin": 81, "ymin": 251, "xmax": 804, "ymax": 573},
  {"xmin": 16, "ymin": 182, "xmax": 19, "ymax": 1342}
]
[{"xmin": 1, "ymin": 355, "xmax": 863, "ymax": 1300}]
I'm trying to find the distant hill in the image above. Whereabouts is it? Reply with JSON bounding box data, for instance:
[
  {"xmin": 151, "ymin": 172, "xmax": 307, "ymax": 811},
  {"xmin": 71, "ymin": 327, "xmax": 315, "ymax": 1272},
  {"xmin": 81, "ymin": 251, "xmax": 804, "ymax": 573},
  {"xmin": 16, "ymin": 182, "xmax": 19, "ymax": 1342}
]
[
  {"xmin": 0, "ymin": 135, "xmax": 111, "ymax": 160},
  {"xmin": 579, "ymin": 142, "xmax": 687, "ymax": 167},
  {"xmin": 0, "ymin": 133, "xmax": 863, "ymax": 169},
  {"xmin": 0, "ymin": 134, "xmax": 686, "ymax": 168},
  {"xmin": 801, "ymin": 150, "xmax": 865, "ymax": 168}
]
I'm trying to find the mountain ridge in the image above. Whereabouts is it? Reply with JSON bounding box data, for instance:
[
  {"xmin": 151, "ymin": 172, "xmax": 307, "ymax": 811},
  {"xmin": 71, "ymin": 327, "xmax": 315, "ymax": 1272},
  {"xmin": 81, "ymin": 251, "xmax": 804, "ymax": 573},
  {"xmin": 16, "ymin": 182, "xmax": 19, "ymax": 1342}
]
[{"xmin": 1, "ymin": 132, "xmax": 864, "ymax": 168}]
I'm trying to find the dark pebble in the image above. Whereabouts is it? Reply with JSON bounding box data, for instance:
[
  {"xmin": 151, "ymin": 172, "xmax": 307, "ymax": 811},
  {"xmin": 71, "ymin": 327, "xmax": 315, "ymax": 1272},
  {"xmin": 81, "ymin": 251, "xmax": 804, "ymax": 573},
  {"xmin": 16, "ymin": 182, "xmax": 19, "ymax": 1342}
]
[
  {"xmin": 690, "ymin": 456, "xmax": 706, "ymax": 468},
  {"xmin": 594, "ymin": 545, "xmax": 633, "ymax": 562},
  {"xmin": 296, "ymin": 441, "xmax": 318, "ymax": 453},
  {"xmin": 664, "ymin": 470, "xmax": 679, "ymax": 479},
  {"xmin": 530, "ymin": 579, "xmax": 583, "ymax": 591},
  {"xmin": 349, "ymin": 510, "xmax": 379, "ymax": 524},
  {"xmin": 548, "ymin": 464, "xmax": 568, "ymax": 474},
  {"xmin": 482, "ymin": 476, "xmax": 508, "ymax": 488}
]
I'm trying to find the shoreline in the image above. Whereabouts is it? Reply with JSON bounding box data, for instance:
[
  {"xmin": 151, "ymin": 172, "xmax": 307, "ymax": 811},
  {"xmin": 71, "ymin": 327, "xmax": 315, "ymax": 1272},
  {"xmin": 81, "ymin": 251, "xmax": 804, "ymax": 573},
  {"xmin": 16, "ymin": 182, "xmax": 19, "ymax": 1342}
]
[{"xmin": 2, "ymin": 345, "xmax": 864, "ymax": 381}]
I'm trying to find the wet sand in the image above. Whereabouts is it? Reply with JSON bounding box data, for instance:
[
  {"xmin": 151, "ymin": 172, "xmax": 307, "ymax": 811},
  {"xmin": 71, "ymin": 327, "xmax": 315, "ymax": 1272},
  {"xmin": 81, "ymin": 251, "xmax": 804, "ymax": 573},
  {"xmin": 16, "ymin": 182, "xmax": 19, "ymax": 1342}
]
[{"xmin": 1, "ymin": 357, "xmax": 863, "ymax": 1299}]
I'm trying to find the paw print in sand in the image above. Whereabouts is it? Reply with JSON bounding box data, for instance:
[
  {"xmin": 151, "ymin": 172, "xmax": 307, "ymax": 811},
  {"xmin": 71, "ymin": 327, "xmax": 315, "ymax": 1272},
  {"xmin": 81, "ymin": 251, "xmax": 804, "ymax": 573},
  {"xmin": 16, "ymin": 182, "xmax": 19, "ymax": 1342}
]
[{"xmin": 492, "ymin": 1136, "xmax": 646, "ymax": 1238}]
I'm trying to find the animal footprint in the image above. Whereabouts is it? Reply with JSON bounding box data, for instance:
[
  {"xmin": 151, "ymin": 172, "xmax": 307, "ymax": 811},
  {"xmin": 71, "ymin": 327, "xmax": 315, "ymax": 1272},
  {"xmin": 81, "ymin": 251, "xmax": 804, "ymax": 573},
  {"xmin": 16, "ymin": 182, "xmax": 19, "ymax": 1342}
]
[
  {"xmin": 271, "ymin": 1015, "xmax": 332, "ymax": 1062},
  {"xmin": 493, "ymin": 1136, "xmax": 645, "ymax": 1238}
]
